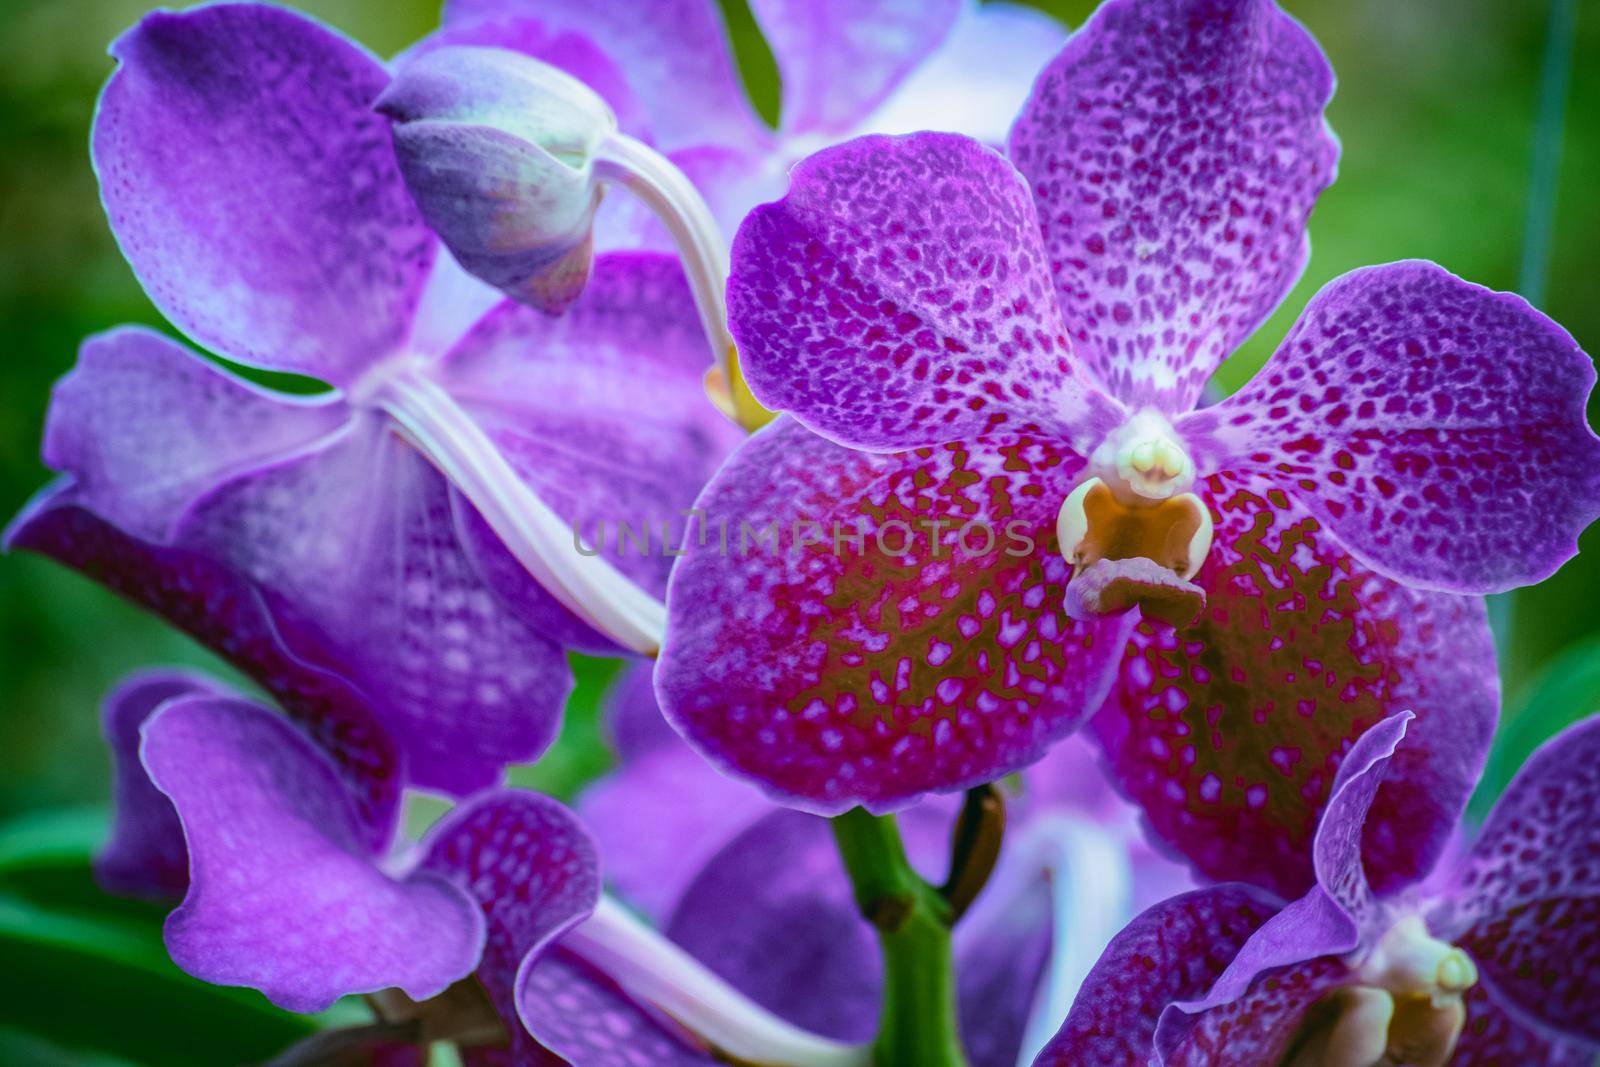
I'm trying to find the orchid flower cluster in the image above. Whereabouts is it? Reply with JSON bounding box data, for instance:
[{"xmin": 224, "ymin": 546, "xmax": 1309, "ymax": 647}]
[{"xmin": 8, "ymin": 0, "xmax": 1600, "ymax": 1064}]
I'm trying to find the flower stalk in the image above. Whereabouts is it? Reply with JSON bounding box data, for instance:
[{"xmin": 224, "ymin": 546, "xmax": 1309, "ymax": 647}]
[
  {"xmin": 830, "ymin": 808, "xmax": 968, "ymax": 1067},
  {"xmin": 376, "ymin": 370, "xmax": 667, "ymax": 654}
]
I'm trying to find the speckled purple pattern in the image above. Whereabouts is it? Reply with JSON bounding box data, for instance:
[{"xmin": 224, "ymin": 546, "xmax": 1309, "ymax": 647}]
[
  {"xmin": 1035, "ymin": 885, "xmax": 1278, "ymax": 1065},
  {"xmin": 144, "ymin": 697, "xmax": 483, "ymax": 1014},
  {"xmin": 444, "ymin": 0, "xmax": 764, "ymax": 153},
  {"xmin": 727, "ymin": 133, "xmax": 1123, "ymax": 454},
  {"xmin": 1452, "ymin": 984, "xmax": 1598, "ymax": 1067},
  {"xmin": 1008, "ymin": 0, "xmax": 1337, "ymax": 412},
  {"xmin": 439, "ymin": 254, "xmax": 742, "ymax": 599},
  {"xmin": 1438, "ymin": 717, "xmax": 1600, "ymax": 1044},
  {"xmin": 6, "ymin": 495, "xmax": 402, "ymax": 850},
  {"xmin": 42, "ymin": 328, "xmax": 345, "ymax": 543},
  {"xmin": 1166, "ymin": 957, "xmax": 1346, "ymax": 1066},
  {"xmin": 518, "ymin": 948, "xmax": 718, "ymax": 1065},
  {"xmin": 748, "ymin": 0, "xmax": 961, "ymax": 135},
  {"xmin": 176, "ymin": 420, "xmax": 572, "ymax": 796},
  {"xmin": 658, "ymin": 418, "xmax": 1134, "ymax": 812},
  {"xmin": 94, "ymin": 5, "xmax": 434, "ymax": 387},
  {"xmin": 1093, "ymin": 472, "xmax": 1497, "ymax": 899},
  {"xmin": 96, "ymin": 669, "xmax": 221, "ymax": 900},
  {"xmin": 1181, "ymin": 261, "xmax": 1600, "ymax": 594},
  {"xmin": 420, "ymin": 791, "xmax": 599, "ymax": 1064}
]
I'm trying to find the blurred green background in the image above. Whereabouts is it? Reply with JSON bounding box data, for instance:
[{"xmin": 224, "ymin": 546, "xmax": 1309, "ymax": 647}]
[{"xmin": 0, "ymin": 0, "xmax": 1597, "ymax": 1062}]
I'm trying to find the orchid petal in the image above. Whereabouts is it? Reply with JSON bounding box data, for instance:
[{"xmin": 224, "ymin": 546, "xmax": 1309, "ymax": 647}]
[
  {"xmin": 443, "ymin": 0, "xmax": 762, "ymax": 153},
  {"xmin": 144, "ymin": 697, "xmax": 483, "ymax": 1013},
  {"xmin": 1165, "ymin": 957, "xmax": 1348, "ymax": 1066},
  {"xmin": 420, "ymin": 791, "xmax": 600, "ymax": 1062},
  {"xmin": 1008, "ymin": 0, "xmax": 1337, "ymax": 413},
  {"xmin": 42, "ymin": 328, "xmax": 344, "ymax": 542},
  {"xmin": 657, "ymin": 418, "xmax": 1134, "ymax": 812},
  {"xmin": 859, "ymin": 3, "xmax": 1068, "ymax": 145},
  {"xmin": 94, "ymin": 4, "xmax": 434, "ymax": 385},
  {"xmin": 1033, "ymin": 884, "xmax": 1279, "ymax": 1065},
  {"xmin": 1436, "ymin": 716, "xmax": 1600, "ymax": 1044},
  {"xmin": 1094, "ymin": 473, "xmax": 1497, "ymax": 899},
  {"xmin": 727, "ymin": 133, "xmax": 1123, "ymax": 453},
  {"xmin": 174, "ymin": 420, "xmax": 573, "ymax": 795},
  {"xmin": 1452, "ymin": 985, "xmax": 1598, "ymax": 1067},
  {"xmin": 7, "ymin": 493, "xmax": 402, "ymax": 849},
  {"xmin": 1180, "ymin": 260, "xmax": 1600, "ymax": 594},
  {"xmin": 96, "ymin": 669, "xmax": 222, "ymax": 900},
  {"xmin": 749, "ymin": 0, "xmax": 961, "ymax": 137}
]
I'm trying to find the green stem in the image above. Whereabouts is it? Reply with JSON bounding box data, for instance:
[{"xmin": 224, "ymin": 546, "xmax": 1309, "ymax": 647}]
[{"xmin": 830, "ymin": 809, "xmax": 968, "ymax": 1067}]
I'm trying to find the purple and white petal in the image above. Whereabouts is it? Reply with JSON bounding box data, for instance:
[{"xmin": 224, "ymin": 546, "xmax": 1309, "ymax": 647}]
[
  {"xmin": 443, "ymin": 0, "xmax": 764, "ymax": 153},
  {"xmin": 1008, "ymin": 0, "xmax": 1337, "ymax": 413},
  {"xmin": 749, "ymin": 0, "xmax": 961, "ymax": 137},
  {"xmin": 860, "ymin": 3, "xmax": 1069, "ymax": 145},
  {"xmin": 1435, "ymin": 716, "xmax": 1600, "ymax": 1044},
  {"xmin": 96, "ymin": 669, "xmax": 224, "ymax": 900},
  {"xmin": 7, "ymin": 492, "xmax": 403, "ymax": 850},
  {"xmin": 42, "ymin": 329, "xmax": 345, "ymax": 542},
  {"xmin": 174, "ymin": 420, "xmax": 572, "ymax": 796},
  {"xmin": 728, "ymin": 133, "xmax": 1123, "ymax": 453},
  {"xmin": 1034, "ymin": 884, "xmax": 1279, "ymax": 1065},
  {"xmin": 420, "ymin": 791, "xmax": 600, "ymax": 1062},
  {"xmin": 1096, "ymin": 473, "xmax": 1497, "ymax": 899},
  {"xmin": 438, "ymin": 253, "xmax": 742, "ymax": 600},
  {"xmin": 657, "ymin": 418, "xmax": 1134, "ymax": 813},
  {"xmin": 144, "ymin": 697, "xmax": 483, "ymax": 1013},
  {"xmin": 1180, "ymin": 261, "xmax": 1600, "ymax": 594},
  {"xmin": 94, "ymin": 4, "xmax": 434, "ymax": 385}
]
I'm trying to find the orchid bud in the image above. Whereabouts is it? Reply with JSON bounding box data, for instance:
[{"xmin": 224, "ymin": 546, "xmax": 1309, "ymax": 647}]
[{"xmin": 377, "ymin": 46, "xmax": 616, "ymax": 314}]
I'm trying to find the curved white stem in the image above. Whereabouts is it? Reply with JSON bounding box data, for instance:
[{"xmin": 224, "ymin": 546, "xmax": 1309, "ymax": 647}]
[
  {"xmin": 1015, "ymin": 817, "xmax": 1134, "ymax": 1067},
  {"xmin": 595, "ymin": 133, "xmax": 735, "ymax": 411},
  {"xmin": 567, "ymin": 897, "xmax": 872, "ymax": 1067},
  {"xmin": 377, "ymin": 372, "xmax": 666, "ymax": 655}
]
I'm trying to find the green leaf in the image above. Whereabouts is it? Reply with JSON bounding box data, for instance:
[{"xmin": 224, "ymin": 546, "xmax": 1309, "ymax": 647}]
[{"xmin": 1469, "ymin": 634, "xmax": 1600, "ymax": 821}]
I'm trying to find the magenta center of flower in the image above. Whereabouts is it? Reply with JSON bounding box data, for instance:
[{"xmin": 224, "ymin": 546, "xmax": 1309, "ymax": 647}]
[{"xmin": 1056, "ymin": 410, "xmax": 1213, "ymax": 627}]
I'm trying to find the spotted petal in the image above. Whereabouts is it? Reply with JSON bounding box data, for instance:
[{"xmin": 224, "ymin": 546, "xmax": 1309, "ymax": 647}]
[
  {"xmin": 144, "ymin": 697, "xmax": 483, "ymax": 1013},
  {"xmin": 1435, "ymin": 716, "xmax": 1600, "ymax": 1045},
  {"xmin": 1180, "ymin": 260, "xmax": 1600, "ymax": 594},
  {"xmin": 420, "ymin": 791, "xmax": 600, "ymax": 1063},
  {"xmin": 657, "ymin": 417, "xmax": 1134, "ymax": 812},
  {"xmin": 438, "ymin": 253, "xmax": 742, "ymax": 600},
  {"xmin": 175, "ymin": 419, "xmax": 573, "ymax": 795},
  {"xmin": 7, "ymin": 493, "xmax": 402, "ymax": 849},
  {"xmin": 96, "ymin": 669, "xmax": 222, "ymax": 900},
  {"xmin": 1093, "ymin": 473, "xmax": 1497, "ymax": 899},
  {"xmin": 1034, "ymin": 884, "xmax": 1279, "ymax": 1065},
  {"xmin": 1452, "ymin": 984, "xmax": 1598, "ymax": 1067},
  {"xmin": 727, "ymin": 133, "xmax": 1122, "ymax": 453},
  {"xmin": 1007, "ymin": 0, "xmax": 1337, "ymax": 413},
  {"xmin": 94, "ymin": 4, "xmax": 434, "ymax": 386},
  {"xmin": 749, "ymin": 0, "xmax": 961, "ymax": 136},
  {"xmin": 517, "ymin": 949, "xmax": 719, "ymax": 1065},
  {"xmin": 1165, "ymin": 957, "xmax": 1347, "ymax": 1066}
]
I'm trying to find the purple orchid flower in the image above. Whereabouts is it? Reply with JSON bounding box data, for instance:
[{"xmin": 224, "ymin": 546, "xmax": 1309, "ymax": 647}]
[
  {"xmin": 572, "ymin": 666, "xmax": 1193, "ymax": 1066},
  {"xmin": 1039, "ymin": 711, "xmax": 1600, "ymax": 1066},
  {"xmin": 654, "ymin": 0, "xmax": 1597, "ymax": 904},
  {"xmin": 99, "ymin": 666, "xmax": 872, "ymax": 1066},
  {"xmin": 5, "ymin": 3, "xmax": 738, "ymax": 794}
]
